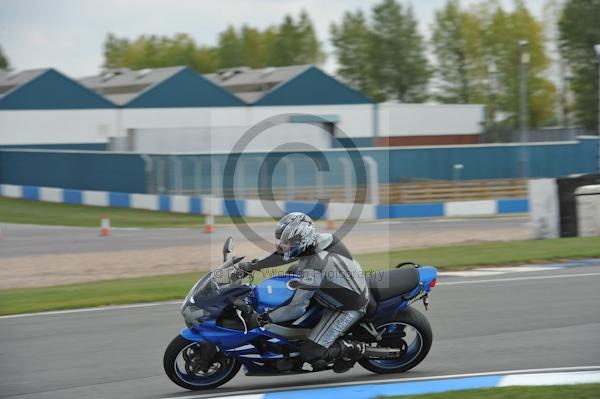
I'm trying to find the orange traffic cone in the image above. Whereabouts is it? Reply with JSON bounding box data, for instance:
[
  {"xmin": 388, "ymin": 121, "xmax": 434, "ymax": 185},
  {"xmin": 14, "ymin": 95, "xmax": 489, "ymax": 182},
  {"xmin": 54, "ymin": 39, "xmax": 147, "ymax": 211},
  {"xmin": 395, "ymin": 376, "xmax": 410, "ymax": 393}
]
[
  {"xmin": 204, "ymin": 214, "xmax": 215, "ymax": 233},
  {"xmin": 325, "ymin": 218, "xmax": 336, "ymax": 230},
  {"xmin": 100, "ymin": 215, "xmax": 111, "ymax": 237}
]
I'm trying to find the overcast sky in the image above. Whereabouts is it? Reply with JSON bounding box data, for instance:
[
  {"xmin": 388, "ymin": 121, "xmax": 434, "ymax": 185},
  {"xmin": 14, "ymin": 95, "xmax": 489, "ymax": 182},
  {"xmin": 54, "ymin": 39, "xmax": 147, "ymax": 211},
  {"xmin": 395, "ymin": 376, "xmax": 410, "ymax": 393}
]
[{"xmin": 0, "ymin": 0, "xmax": 545, "ymax": 78}]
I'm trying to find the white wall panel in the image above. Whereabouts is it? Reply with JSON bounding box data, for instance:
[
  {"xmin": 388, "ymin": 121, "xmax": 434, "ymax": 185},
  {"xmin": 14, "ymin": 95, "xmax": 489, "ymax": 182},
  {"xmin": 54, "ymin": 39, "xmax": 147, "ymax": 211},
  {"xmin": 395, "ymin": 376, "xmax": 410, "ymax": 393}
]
[
  {"xmin": 170, "ymin": 195, "xmax": 190, "ymax": 213},
  {"xmin": 131, "ymin": 193, "xmax": 158, "ymax": 210},
  {"xmin": 378, "ymin": 103, "xmax": 484, "ymax": 137},
  {"xmin": 39, "ymin": 187, "xmax": 63, "ymax": 202},
  {"xmin": 82, "ymin": 190, "xmax": 108, "ymax": 207},
  {"xmin": 1, "ymin": 184, "xmax": 21, "ymax": 197},
  {"xmin": 445, "ymin": 200, "xmax": 496, "ymax": 216},
  {"xmin": 0, "ymin": 110, "xmax": 116, "ymax": 144},
  {"xmin": 528, "ymin": 179, "xmax": 560, "ymax": 239}
]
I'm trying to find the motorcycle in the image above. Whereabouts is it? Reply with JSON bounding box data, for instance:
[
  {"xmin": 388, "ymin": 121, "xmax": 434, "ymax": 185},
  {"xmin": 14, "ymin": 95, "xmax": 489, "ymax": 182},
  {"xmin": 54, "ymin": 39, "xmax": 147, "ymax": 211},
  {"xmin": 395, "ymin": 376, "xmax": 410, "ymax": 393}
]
[{"xmin": 164, "ymin": 237, "xmax": 438, "ymax": 390}]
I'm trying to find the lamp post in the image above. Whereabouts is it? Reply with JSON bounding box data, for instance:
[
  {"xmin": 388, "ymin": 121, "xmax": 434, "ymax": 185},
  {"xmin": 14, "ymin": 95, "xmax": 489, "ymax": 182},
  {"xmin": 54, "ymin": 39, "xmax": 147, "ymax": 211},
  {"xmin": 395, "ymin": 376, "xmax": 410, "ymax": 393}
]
[
  {"xmin": 519, "ymin": 40, "xmax": 529, "ymax": 178},
  {"xmin": 595, "ymin": 44, "xmax": 600, "ymax": 172}
]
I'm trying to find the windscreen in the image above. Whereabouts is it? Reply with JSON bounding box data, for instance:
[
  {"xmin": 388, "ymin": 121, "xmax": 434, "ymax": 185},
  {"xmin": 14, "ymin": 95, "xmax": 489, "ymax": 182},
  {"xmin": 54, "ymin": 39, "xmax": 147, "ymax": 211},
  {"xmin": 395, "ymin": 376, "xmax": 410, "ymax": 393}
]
[{"xmin": 188, "ymin": 261, "xmax": 243, "ymax": 303}]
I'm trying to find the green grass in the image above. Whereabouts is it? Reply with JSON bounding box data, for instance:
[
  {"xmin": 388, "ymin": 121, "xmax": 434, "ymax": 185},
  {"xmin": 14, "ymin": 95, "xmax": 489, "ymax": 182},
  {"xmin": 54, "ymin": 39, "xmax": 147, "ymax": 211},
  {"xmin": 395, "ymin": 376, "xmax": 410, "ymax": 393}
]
[
  {"xmin": 356, "ymin": 236, "xmax": 600, "ymax": 269},
  {"xmin": 0, "ymin": 197, "xmax": 271, "ymax": 227},
  {"xmin": 1, "ymin": 236, "xmax": 600, "ymax": 316},
  {"xmin": 381, "ymin": 383, "xmax": 600, "ymax": 399}
]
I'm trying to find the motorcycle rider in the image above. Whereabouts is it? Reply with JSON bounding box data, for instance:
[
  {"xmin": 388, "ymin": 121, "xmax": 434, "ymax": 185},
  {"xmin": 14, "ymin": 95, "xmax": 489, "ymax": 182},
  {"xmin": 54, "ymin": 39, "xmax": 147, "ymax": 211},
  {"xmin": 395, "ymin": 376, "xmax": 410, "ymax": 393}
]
[{"xmin": 239, "ymin": 212, "xmax": 368, "ymax": 373}]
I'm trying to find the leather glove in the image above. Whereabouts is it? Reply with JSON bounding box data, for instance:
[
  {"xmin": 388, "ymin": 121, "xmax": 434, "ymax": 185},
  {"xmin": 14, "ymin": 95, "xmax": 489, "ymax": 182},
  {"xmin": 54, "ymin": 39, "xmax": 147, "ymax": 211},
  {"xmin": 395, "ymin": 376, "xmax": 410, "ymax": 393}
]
[{"xmin": 238, "ymin": 258, "xmax": 259, "ymax": 273}]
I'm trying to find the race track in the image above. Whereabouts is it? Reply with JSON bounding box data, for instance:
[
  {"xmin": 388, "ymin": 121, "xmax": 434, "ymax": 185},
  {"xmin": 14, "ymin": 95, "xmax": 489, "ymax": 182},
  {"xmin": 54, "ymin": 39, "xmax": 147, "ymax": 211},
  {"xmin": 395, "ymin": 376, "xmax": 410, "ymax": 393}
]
[
  {"xmin": 1, "ymin": 262, "xmax": 599, "ymax": 399},
  {"xmin": 0, "ymin": 216, "xmax": 528, "ymax": 257}
]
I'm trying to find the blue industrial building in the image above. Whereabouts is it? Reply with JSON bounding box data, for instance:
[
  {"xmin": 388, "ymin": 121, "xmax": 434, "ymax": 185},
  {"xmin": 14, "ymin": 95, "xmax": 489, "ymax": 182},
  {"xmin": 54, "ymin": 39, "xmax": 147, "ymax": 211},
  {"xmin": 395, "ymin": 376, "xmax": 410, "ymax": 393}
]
[
  {"xmin": 79, "ymin": 66, "xmax": 245, "ymax": 107},
  {"xmin": 0, "ymin": 68, "xmax": 115, "ymax": 109}
]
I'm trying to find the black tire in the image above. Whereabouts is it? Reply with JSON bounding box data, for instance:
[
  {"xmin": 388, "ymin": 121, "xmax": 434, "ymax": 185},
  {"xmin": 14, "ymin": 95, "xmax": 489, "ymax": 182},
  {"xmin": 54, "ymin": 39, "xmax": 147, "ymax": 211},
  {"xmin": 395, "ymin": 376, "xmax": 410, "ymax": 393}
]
[
  {"xmin": 359, "ymin": 307, "xmax": 433, "ymax": 374},
  {"xmin": 163, "ymin": 335, "xmax": 241, "ymax": 390}
]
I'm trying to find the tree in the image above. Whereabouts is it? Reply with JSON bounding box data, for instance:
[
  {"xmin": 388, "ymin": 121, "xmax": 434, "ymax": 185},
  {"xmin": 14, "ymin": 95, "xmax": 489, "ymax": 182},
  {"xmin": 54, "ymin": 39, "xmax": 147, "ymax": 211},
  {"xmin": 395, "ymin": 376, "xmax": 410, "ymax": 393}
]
[
  {"xmin": 559, "ymin": 0, "xmax": 600, "ymax": 132},
  {"xmin": 103, "ymin": 33, "xmax": 218, "ymax": 73},
  {"xmin": 431, "ymin": 0, "xmax": 487, "ymax": 103},
  {"xmin": 485, "ymin": 0, "xmax": 556, "ymax": 128},
  {"xmin": 429, "ymin": 0, "xmax": 556, "ymax": 128},
  {"xmin": 217, "ymin": 26, "xmax": 242, "ymax": 69},
  {"xmin": 370, "ymin": 0, "xmax": 430, "ymax": 102},
  {"xmin": 330, "ymin": 11, "xmax": 375, "ymax": 96},
  {"xmin": 269, "ymin": 11, "xmax": 325, "ymax": 66},
  {"xmin": 102, "ymin": 11, "xmax": 325, "ymax": 74},
  {"xmin": 0, "ymin": 45, "xmax": 10, "ymax": 70}
]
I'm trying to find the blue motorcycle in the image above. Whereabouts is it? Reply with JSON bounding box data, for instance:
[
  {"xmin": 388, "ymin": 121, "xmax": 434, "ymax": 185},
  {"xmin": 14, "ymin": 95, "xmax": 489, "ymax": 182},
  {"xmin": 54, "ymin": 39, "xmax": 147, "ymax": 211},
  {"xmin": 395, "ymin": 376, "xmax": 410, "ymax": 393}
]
[{"xmin": 164, "ymin": 237, "xmax": 438, "ymax": 390}]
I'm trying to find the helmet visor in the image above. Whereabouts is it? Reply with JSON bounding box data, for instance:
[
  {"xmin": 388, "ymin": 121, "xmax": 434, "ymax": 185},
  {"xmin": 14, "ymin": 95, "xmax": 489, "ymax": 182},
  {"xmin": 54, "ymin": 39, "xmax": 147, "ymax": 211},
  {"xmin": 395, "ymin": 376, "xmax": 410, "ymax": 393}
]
[{"xmin": 276, "ymin": 239, "xmax": 302, "ymax": 261}]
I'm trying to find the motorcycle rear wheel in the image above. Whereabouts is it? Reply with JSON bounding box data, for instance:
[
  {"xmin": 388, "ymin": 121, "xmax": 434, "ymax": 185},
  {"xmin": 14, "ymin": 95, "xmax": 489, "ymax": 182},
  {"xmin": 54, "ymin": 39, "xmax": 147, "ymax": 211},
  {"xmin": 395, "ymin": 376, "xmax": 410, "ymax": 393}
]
[
  {"xmin": 359, "ymin": 307, "xmax": 432, "ymax": 374},
  {"xmin": 163, "ymin": 335, "xmax": 241, "ymax": 390}
]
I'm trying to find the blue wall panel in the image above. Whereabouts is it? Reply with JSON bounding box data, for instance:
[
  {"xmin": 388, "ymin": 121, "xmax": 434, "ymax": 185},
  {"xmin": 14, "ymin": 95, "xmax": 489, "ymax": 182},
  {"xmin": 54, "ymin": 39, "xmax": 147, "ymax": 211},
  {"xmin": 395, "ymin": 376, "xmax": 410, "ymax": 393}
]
[
  {"xmin": 159, "ymin": 195, "xmax": 171, "ymax": 212},
  {"xmin": 497, "ymin": 199, "xmax": 529, "ymax": 214},
  {"xmin": 63, "ymin": 189, "xmax": 82, "ymax": 204},
  {"xmin": 377, "ymin": 203, "xmax": 444, "ymax": 219},
  {"xmin": 109, "ymin": 192, "xmax": 131, "ymax": 208},
  {"xmin": 190, "ymin": 197, "xmax": 202, "ymax": 214},
  {"xmin": 0, "ymin": 139, "xmax": 597, "ymax": 197},
  {"xmin": 22, "ymin": 186, "xmax": 39, "ymax": 200},
  {"xmin": 285, "ymin": 201, "xmax": 327, "ymax": 220},
  {"xmin": 223, "ymin": 199, "xmax": 245, "ymax": 217},
  {"xmin": 0, "ymin": 150, "xmax": 146, "ymax": 193}
]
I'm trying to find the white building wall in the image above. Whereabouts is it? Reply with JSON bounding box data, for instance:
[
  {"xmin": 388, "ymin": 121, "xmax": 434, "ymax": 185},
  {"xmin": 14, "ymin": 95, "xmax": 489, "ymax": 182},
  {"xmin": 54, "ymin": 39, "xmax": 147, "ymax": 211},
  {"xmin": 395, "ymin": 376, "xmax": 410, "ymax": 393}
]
[
  {"xmin": 378, "ymin": 103, "xmax": 484, "ymax": 137},
  {"xmin": 0, "ymin": 103, "xmax": 486, "ymax": 146},
  {"xmin": 0, "ymin": 109, "xmax": 117, "ymax": 145}
]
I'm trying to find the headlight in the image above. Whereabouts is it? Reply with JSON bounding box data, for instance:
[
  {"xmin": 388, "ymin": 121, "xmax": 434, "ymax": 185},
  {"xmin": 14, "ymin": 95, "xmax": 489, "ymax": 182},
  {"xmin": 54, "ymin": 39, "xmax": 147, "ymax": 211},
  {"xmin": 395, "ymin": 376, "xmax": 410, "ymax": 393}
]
[{"xmin": 182, "ymin": 305, "xmax": 209, "ymax": 328}]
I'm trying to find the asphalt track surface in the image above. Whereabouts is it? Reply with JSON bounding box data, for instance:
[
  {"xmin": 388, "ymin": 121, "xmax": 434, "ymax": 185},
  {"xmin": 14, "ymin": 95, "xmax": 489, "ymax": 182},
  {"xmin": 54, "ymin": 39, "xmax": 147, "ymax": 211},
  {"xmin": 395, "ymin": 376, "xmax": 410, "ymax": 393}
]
[
  {"xmin": 0, "ymin": 216, "xmax": 527, "ymax": 257},
  {"xmin": 1, "ymin": 262, "xmax": 599, "ymax": 399}
]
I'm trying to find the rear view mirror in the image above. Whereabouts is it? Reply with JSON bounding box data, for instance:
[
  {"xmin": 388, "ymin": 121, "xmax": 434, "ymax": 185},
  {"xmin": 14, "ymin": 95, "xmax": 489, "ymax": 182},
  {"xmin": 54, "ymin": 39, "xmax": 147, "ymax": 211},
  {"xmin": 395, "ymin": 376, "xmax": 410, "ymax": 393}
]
[{"xmin": 223, "ymin": 237, "xmax": 234, "ymax": 261}]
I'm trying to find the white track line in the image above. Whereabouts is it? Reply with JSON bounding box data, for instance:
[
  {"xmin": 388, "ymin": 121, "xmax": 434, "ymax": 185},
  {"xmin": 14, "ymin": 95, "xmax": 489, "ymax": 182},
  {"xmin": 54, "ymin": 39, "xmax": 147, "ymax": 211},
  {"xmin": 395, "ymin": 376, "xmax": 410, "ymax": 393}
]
[
  {"xmin": 0, "ymin": 300, "xmax": 181, "ymax": 319},
  {"xmin": 439, "ymin": 272, "xmax": 600, "ymax": 286},
  {"xmin": 163, "ymin": 366, "xmax": 600, "ymax": 399},
  {"xmin": 2, "ymin": 271, "xmax": 600, "ymax": 319}
]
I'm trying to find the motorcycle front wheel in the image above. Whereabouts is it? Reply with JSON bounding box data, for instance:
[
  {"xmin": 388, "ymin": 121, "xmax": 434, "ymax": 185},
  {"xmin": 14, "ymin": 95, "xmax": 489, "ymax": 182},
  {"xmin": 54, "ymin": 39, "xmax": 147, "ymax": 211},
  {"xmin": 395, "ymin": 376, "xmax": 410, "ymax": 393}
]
[
  {"xmin": 163, "ymin": 335, "xmax": 241, "ymax": 390},
  {"xmin": 359, "ymin": 307, "xmax": 433, "ymax": 374}
]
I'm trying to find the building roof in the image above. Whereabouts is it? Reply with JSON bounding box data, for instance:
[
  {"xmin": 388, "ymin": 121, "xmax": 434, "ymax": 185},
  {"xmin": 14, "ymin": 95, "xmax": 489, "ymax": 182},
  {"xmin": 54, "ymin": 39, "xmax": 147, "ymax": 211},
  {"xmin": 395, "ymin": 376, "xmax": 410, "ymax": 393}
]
[
  {"xmin": 204, "ymin": 65, "xmax": 310, "ymax": 103},
  {"xmin": 79, "ymin": 66, "xmax": 184, "ymax": 105},
  {"xmin": 0, "ymin": 68, "xmax": 115, "ymax": 109},
  {"xmin": 79, "ymin": 66, "xmax": 245, "ymax": 107},
  {"xmin": 205, "ymin": 65, "xmax": 373, "ymax": 105},
  {"xmin": 0, "ymin": 69, "xmax": 49, "ymax": 99}
]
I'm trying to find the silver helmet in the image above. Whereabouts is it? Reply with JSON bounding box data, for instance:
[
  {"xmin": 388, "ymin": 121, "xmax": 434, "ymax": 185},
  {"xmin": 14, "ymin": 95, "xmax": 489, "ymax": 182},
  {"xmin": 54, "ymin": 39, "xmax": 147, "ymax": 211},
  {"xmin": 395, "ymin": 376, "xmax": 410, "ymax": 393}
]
[{"xmin": 275, "ymin": 212, "xmax": 317, "ymax": 261}]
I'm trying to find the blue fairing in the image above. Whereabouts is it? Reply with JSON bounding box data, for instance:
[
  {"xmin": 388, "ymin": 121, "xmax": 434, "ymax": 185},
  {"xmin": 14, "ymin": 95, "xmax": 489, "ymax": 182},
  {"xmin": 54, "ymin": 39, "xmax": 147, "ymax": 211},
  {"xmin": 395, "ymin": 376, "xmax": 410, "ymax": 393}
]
[
  {"xmin": 253, "ymin": 274, "xmax": 299, "ymax": 313},
  {"xmin": 373, "ymin": 266, "xmax": 438, "ymax": 319},
  {"xmin": 418, "ymin": 266, "xmax": 437, "ymax": 289}
]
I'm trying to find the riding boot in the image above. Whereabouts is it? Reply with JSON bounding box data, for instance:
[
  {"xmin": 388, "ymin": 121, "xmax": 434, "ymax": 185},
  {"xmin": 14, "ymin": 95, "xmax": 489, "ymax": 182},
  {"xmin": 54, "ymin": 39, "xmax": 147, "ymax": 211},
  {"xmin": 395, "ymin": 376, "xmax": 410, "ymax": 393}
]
[{"xmin": 332, "ymin": 340, "xmax": 366, "ymax": 373}]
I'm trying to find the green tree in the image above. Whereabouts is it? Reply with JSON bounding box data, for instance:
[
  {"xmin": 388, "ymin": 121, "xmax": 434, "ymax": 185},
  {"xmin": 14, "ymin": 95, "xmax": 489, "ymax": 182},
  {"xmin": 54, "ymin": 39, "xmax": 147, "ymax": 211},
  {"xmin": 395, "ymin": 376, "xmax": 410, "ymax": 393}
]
[
  {"xmin": 485, "ymin": 0, "xmax": 556, "ymax": 127},
  {"xmin": 370, "ymin": 0, "xmax": 430, "ymax": 102},
  {"xmin": 270, "ymin": 11, "xmax": 325, "ymax": 66},
  {"xmin": 103, "ymin": 33, "xmax": 218, "ymax": 73},
  {"xmin": 330, "ymin": 11, "xmax": 376, "ymax": 97},
  {"xmin": 431, "ymin": 0, "xmax": 487, "ymax": 103},
  {"xmin": 0, "ymin": 45, "xmax": 10, "ymax": 69},
  {"xmin": 429, "ymin": 0, "xmax": 556, "ymax": 128},
  {"xmin": 217, "ymin": 26, "xmax": 242, "ymax": 69},
  {"xmin": 559, "ymin": 0, "xmax": 600, "ymax": 132}
]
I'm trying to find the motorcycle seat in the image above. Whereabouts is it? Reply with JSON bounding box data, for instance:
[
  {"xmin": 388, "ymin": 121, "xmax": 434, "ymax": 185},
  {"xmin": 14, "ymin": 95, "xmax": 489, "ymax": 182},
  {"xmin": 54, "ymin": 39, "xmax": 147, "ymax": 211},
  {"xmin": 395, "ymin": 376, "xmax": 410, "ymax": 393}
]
[{"xmin": 368, "ymin": 268, "xmax": 420, "ymax": 302}]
